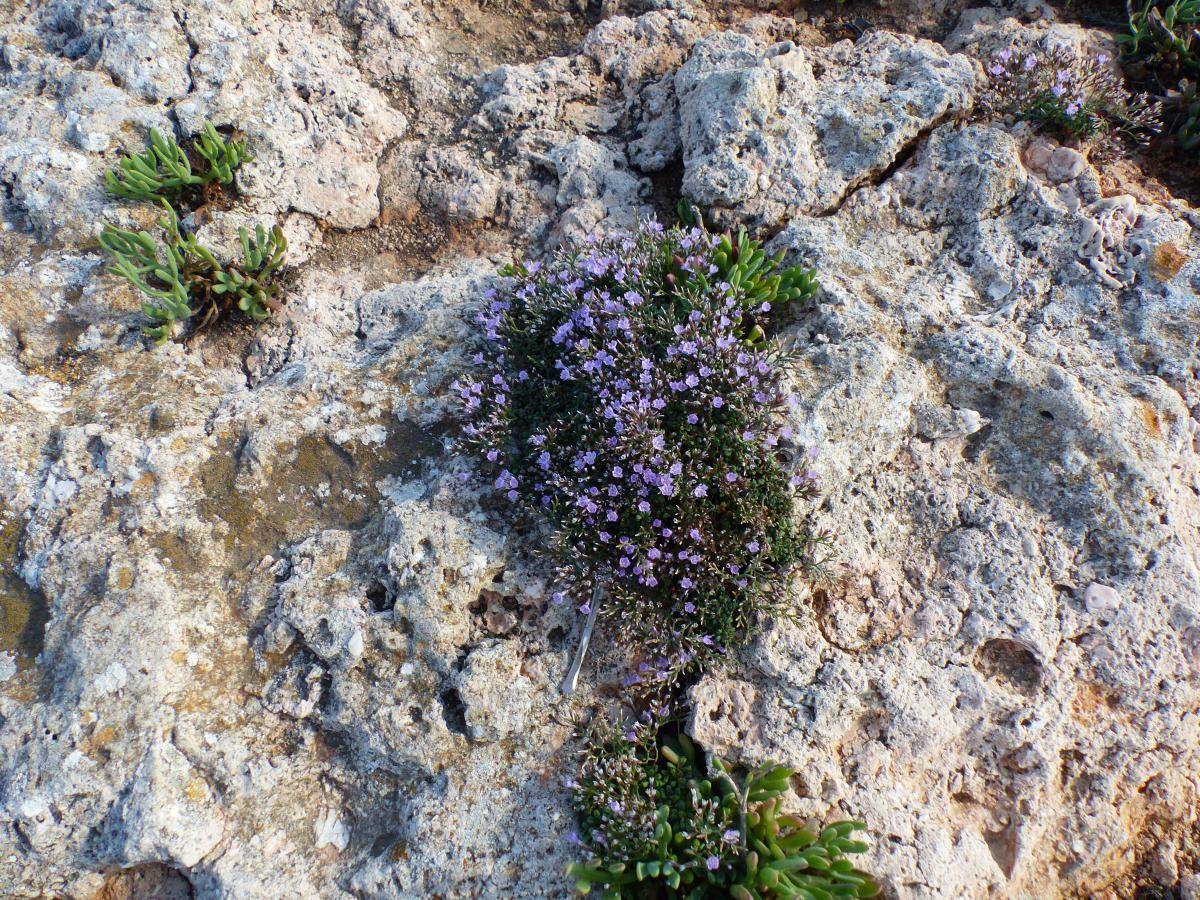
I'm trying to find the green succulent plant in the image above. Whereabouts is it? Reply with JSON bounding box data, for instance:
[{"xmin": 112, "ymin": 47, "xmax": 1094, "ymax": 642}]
[
  {"xmin": 99, "ymin": 208, "xmax": 193, "ymax": 342},
  {"xmin": 673, "ymin": 200, "xmax": 818, "ymax": 346},
  {"xmin": 1164, "ymin": 78, "xmax": 1200, "ymax": 148},
  {"xmin": 1120, "ymin": 0, "xmax": 1200, "ymax": 79},
  {"xmin": 193, "ymin": 122, "xmax": 250, "ymax": 186},
  {"xmin": 100, "ymin": 201, "xmax": 286, "ymax": 343},
  {"xmin": 104, "ymin": 123, "xmax": 250, "ymax": 204},
  {"xmin": 568, "ymin": 722, "xmax": 878, "ymax": 899}
]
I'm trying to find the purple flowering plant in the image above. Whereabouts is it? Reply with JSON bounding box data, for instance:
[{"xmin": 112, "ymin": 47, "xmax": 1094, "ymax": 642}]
[
  {"xmin": 983, "ymin": 42, "xmax": 1160, "ymax": 144},
  {"xmin": 454, "ymin": 218, "xmax": 831, "ymax": 680}
]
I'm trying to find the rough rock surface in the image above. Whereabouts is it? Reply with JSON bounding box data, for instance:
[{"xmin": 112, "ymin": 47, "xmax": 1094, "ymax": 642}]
[{"xmin": 0, "ymin": 0, "xmax": 1197, "ymax": 898}]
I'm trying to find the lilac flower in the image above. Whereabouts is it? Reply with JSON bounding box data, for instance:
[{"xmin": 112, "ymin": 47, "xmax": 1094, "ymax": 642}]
[
  {"xmin": 458, "ymin": 219, "xmax": 827, "ymax": 681},
  {"xmin": 706, "ymin": 855, "xmax": 720, "ymax": 871}
]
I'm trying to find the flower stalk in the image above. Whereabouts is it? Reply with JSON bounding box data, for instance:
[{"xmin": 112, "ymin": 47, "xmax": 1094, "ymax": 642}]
[{"xmin": 561, "ymin": 582, "xmax": 603, "ymax": 694}]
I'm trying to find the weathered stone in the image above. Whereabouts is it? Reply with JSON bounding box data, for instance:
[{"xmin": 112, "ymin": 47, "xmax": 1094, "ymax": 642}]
[
  {"xmin": 676, "ymin": 30, "xmax": 976, "ymax": 226},
  {"xmin": 0, "ymin": 2, "xmax": 1197, "ymax": 898}
]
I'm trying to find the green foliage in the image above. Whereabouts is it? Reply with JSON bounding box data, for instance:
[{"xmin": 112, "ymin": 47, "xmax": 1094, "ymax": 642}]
[
  {"xmin": 193, "ymin": 122, "xmax": 250, "ymax": 186},
  {"xmin": 673, "ymin": 200, "xmax": 818, "ymax": 347},
  {"xmin": 104, "ymin": 123, "xmax": 249, "ymax": 204},
  {"xmin": 99, "ymin": 122, "xmax": 282, "ymax": 343},
  {"xmin": 100, "ymin": 207, "xmax": 193, "ymax": 342},
  {"xmin": 1120, "ymin": 3, "xmax": 1200, "ymax": 154},
  {"xmin": 1165, "ymin": 78, "xmax": 1200, "ymax": 149},
  {"xmin": 215, "ymin": 223, "xmax": 288, "ymax": 322},
  {"xmin": 568, "ymin": 720, "xmax": 879, "ymax": 899},
  {"xmin": 459, "ymin": 220, "xmax": 831, "ymax": 678},
  {"xmin": 100, "ymin": 201, "xmax": 286, "ymax": 343},
  {"xmin": 1120, "ymin": 1, "xmax": 1200, "ymax": 80}
]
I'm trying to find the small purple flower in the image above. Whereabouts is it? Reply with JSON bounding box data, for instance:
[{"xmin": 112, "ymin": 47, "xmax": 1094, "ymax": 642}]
[
  {"xmin": 692, "ymin": 484, "xmax": 708, "ymax": 498},
  {"xmin": 706, "ymin": 855, "xmax": 720, "ymax": 871}
]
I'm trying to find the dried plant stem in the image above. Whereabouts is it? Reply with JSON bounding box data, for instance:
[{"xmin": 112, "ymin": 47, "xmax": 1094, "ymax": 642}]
[{"xmin": 561, "ymin": 583, "xmax": 603, "ymax": 694}]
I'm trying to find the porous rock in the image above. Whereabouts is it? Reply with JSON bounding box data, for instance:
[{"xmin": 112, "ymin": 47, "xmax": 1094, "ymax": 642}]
[{"xmin": 1, "ymin": 1, "xmax": 1198, "ymax": 898}]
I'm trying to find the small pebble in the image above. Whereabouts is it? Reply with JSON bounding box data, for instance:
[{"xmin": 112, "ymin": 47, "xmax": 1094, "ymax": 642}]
[
  {"xmin": 1047, "ymin": 147, "xmax": 1087, "ymax": 183},
  {"xmin": 1084, "ymin": 582, "xmax": 1121, "ymax": 619}
]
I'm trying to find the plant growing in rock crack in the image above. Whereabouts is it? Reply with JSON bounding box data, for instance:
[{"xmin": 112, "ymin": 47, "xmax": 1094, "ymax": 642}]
[
  {"xmin": 100, "ymin": 201, "xmax": 286, "ymax": 343},
  {"xmin": 99, "ymin": 122, "xmax": 286, "ymax": 343},
  {"xmin": 567, "ymin": 715, "xmax": 879, "ymax": 899},
  {"xmin": 105, "ymin": 122, "xmax": 250, "ymax": 205},
  {"xmin": 454, "ymin": 218, "xmax": 830, "ymax": 688},
  {"xmin": 982, "ymin": 42, "xmax": 1161, "ymax": 145}
]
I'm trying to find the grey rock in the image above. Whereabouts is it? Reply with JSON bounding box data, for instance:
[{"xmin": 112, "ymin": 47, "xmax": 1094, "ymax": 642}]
[
  {"xmin": 0, "ymin": 3, "xmax": 1197, "ymax": 898},
  {"xmin": 455, "ymin": 639, "xmax": 535, "ymax": 743},
  {"xmin": 97, "ymin": 740, "xmax": 225, "ymax": 869},
  {"xmin": 676, "ymin": 30, "xmax": 976, "ymax": 226}
]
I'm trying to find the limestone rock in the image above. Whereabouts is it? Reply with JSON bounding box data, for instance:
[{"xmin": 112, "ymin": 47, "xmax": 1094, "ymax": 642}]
[
  {"xmin": 96, "ymin": 741, "xmax": 225, "ymax": 870},
  {"xmin": 0, "ymin": 2, "xmax": 1197, "ymax": 898},
  {"xmin": 676, "ymin": 30, "xmax": 976, "ymax": 225},
  {"xmin": 455, "ymin": 639, "xmax": 535, "ymax": 743}
]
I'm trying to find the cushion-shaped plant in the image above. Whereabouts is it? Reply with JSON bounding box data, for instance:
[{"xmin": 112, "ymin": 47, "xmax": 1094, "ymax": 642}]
[
  {"xmin": 456, "ymin": 220, "xmax": 829, "ymax": 681},
  {"xmin": 568, "ymin": 718, "xmax": 879, "ymax": 899}
]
